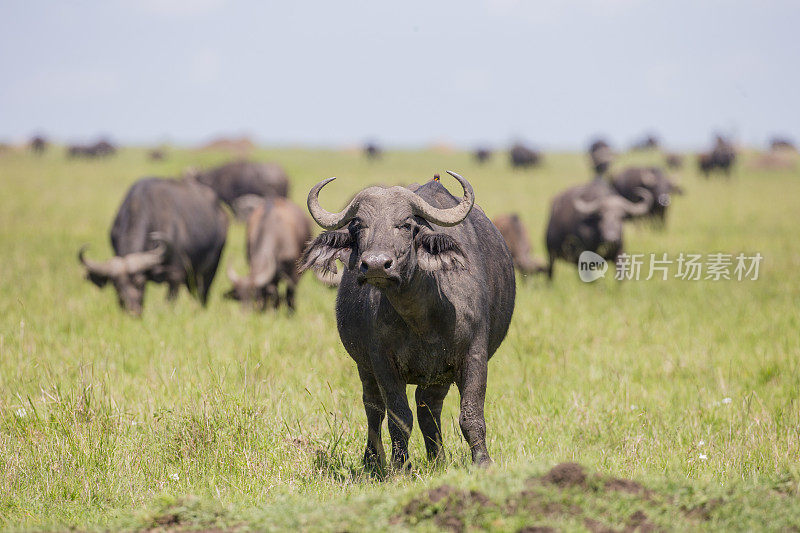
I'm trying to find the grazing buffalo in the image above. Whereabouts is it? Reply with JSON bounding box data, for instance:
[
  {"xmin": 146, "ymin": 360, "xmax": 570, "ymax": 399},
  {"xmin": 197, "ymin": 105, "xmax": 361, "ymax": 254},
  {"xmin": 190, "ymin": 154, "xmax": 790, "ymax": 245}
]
[
  {"xmin": 509, "ymin": 144, "xmax": 541, "ymax": 169},
  {"xmin": 665, "ymin": 153, "xmax": 684, "ymax": 170},
  {"xmin": 364, "ymin": 142, "xmax": 383, "ymax": 160},
  {"xmin": 611, "ymin": 166, "xmax": 683, "ymax": 226},
  {"xmin": 194, "ymin": 160, "xmax": 289, "ymax": 219},
  {"xmin": 698, "ymin": 136, "xmax": 736, "ymax": 177},
  {"xmin": 148, "ymin": 149, "xmax": 166, "ymax": 161},
  {"xmin": 226, "ymin": 197, "xmax": 311, "ymax": 311},
  {"xmin": 30, "ymin": 135, "xmax": 47, "ymax": 155},
  {"xmin": 474, "ymin": 147, "xmax": 492, "ymax": 163},
  {"xmin": 67, "ymin": 139, "xmax": 117, "ymax": 158},
  {"xmin": 545, "ymin": 180, "xmax": 651, "ymax": 279},
  {"xmin": 79, "ymin": 177, "xmax": 228, "ymax": 315},
  {"xmin": 300, "ymin": 172, "xmax": 515, "ymax": 467},
  {"xmin": 493, "ymin": 214, "xmax": 546, "ymax": 276},
  {"xmin": 770, "ymin": 137, "xmax": 796, "ymax": 152}
]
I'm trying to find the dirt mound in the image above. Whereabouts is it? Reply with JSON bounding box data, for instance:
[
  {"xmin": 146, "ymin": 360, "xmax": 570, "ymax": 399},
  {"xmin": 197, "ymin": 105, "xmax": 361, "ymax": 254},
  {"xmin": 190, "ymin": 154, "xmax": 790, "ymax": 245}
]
[
  {"xmin": 507, "ymin": 489, "xmax": 581, "ymax": 515},
  {"xmin": 585, "ymin": 510, "xmax": 657, "ymax": 533},
  {"xmin": 400, "ymin": 484, "xmax": 496, "ymax": 532},
  {"xmin": 682, "ymin": 498, "xmax": 723, "ymax": 521},
  {"xmin": 749, "ymin": 151, "xmax": 798, "ymax": 171},
  {"xmin": 605, "ymin": 477, "xmax": 649, "ymax": 496},
  {"xmin": 541, "ymin": 462, "xmax": 587, "ymax": 487},
  {"xmin": 397, "ymin": 464, "xmax": 662, "ymax": 531}
]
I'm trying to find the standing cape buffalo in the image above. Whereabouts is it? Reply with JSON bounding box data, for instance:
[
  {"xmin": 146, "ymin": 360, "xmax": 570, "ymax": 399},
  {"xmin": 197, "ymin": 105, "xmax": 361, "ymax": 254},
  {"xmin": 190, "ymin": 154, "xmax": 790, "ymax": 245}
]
[
  {"xmin": 300, "ymin": 172, "xmax": 515, "ymax": 467},
  {"xmin": 30, "ymin": 135, "xmax": 47, "ymax": 155},
  {"xmin": 509, "ymin": 144, "xmax": 541, "ymax": 169},
  {"xmin": 79, "ymin": 177, "xmax": 228, "ymax": 315},
  {"xmin": 611, "ymin": 166, "xmax": 683, "ymax": 226},
  {"xmin": 697, "ymin": 136, "xmax": 736, "ymax": 177},
  {"xmin": 194, "ymin": 160, "xmax": 289, "ymax": 219},
  {"xmin": 226, "ymin": 197, "xmax": 312, "ymax": 311},
  {"xmin": 545, "ymin": 179, "xmax": 651, "ymax": 279},
  {"xmin": 473, "ymin": 147, "xmax": 492, "ymax": 164},
  {"xmin": 493, "ymin": 213, "xmax": 546, "ymax": 276}
]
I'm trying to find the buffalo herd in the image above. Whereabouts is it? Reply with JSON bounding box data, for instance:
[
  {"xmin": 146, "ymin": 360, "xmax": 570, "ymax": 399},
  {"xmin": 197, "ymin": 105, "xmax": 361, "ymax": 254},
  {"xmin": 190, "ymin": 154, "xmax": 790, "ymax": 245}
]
[
  {"xmin": 74, "ymin": 134, "xmax": 734, "ymax": 316},
  {"xmin": 65, "ymin": 132, "xmax": 763, "ymax": 469}
]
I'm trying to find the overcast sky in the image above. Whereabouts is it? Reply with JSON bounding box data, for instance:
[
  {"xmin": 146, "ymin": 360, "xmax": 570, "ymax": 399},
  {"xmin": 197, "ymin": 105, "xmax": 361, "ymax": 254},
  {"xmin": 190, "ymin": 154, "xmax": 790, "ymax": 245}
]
[{"xmin": 1, "ymin": 0, "xmax": 798, "ymax": 149}]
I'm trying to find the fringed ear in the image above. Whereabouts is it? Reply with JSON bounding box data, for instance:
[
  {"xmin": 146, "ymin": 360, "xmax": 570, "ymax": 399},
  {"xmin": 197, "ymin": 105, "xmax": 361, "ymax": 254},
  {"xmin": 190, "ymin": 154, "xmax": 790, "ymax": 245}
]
[
  {"xmin": 416, "ymin": 231, "xmax": 467, "ymax": 272},
  {"xmin": 300, "ymin": 230, "xmax": 353, "ymax": 275},
  {"xmin": 86, "ymin": 272, "xmax": 109, "ymax": 288}
]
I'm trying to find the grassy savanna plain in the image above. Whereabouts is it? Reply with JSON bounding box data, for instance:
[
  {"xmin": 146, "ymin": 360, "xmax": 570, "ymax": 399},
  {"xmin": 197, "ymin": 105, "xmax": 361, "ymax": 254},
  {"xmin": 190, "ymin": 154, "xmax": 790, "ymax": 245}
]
[{"xmin": 1, "ymin": 145, "xmax": 800, "ymax": 531}]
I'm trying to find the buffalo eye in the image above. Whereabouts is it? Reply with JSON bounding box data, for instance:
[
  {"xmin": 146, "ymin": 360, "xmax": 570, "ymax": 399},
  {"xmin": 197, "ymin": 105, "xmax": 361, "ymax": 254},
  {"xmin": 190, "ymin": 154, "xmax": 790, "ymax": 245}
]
[{"xmin": 348, "ymin": 218, "xmax": 363, "ymax": 235}]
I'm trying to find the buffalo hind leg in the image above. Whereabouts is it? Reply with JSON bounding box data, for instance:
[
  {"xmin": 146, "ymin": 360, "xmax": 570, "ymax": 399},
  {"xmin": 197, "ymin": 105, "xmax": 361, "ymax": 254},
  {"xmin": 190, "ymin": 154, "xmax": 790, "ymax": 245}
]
[
  {"xmin": 457, "ymin": 349, "xmax": 491, "ymax": 466},
  {"xmin": 546, "ymin": 253, "xmax": 555, "ymax": 280},
  {"xmin": 285, "ymin": 282, "xmax": 296, "ymax": 312},
  {"xmin": 416, "ymin": 383, "xmax": 450, "ymax": 463}
]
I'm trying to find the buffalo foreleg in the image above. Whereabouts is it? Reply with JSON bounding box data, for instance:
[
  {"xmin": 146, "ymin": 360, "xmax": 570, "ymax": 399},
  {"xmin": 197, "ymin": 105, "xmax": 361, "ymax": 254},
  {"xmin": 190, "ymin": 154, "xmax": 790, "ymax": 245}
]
[
  {"xmin": 358, "ymin": 367, "xmax": 386, "ymax": 471},
  {"xmin": 166, "ymin": 281, "xmax": 180, "ymax": 301},
  {"xmin": 370, "ymin": 352, "xmax": 413, "ymax": 469}
]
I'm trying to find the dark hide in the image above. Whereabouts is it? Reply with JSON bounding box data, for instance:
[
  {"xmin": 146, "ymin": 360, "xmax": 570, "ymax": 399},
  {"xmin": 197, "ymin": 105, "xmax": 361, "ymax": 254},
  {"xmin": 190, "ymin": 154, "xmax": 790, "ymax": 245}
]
[
  {"xmin": 81, "ymin": 177, "xmax": 228, "ymax": 314},
  {"xmin": 225, "ymin": 198, "xmax": 311, "ymax": 311},
  {"xmin": 301, "ymin": 177, "xmax": 515, "ymax": 468},
  {"xmin": 195, "ymin": 160, "xmax": 289, "ymax": 213}
]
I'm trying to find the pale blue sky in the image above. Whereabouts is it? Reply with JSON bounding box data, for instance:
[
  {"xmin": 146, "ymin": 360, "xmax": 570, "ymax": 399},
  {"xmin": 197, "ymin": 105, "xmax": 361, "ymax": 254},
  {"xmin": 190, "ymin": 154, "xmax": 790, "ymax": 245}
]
[{"xmin": 1, "ymin": 0, "xmax": 798, "ymax": 149}]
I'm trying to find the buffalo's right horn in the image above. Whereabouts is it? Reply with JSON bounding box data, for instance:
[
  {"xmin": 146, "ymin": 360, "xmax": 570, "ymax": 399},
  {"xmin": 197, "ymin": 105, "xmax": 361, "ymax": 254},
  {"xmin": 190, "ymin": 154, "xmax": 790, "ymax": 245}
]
[
  {"xmin": 620, "ymin": 187, "xmax": 653, "ymax": 216},
  {"xmin": 401, "ymin": 170, "xmax": 475, "ymax": 227},
  {"xmin": 573, "ymin": 196, "xmax": 602, "ymax": 215},
  {"xmin": 78, "ymin": 245, "xmax": 116, "ymax": 277},
  {"xmin": 123, "ymin": 242, "xmax": 166, "ymax": 273},
  {"xmin": 307, "ymin": 177, "xmax": 361, "ymax": 230},
  {"xmin": 227, "ymin": 265, "xmax": 243, "ymax": 285}
]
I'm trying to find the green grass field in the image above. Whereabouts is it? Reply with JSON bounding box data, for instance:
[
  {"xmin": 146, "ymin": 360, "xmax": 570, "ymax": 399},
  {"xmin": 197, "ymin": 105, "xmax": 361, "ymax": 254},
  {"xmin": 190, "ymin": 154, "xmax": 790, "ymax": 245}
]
[{"xmin": 1, "ymin": 146, "xmax": 799, "ymax": 531}]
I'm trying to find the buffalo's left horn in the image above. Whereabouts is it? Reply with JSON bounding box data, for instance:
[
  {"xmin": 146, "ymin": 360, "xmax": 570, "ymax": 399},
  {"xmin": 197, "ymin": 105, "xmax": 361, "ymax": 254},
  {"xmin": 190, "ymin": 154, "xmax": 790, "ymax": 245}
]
[
  {"xmin": 401, "ymin": 170, "xmax": 475, "ymax": 227},
  {"xmin": 307, "ymin": 177, "xmax": 361, "ymax": 230},
  {"xmin": 641, "ymin": 170, "xmax": 658, "ymax": 187},
  {"xmin": 227, "ymin": 265, "xmax": 243, "ymax": 284},
  {"xmin": 620, "ymin": 187, "xmax": 653, "ymax": 216},
  {"xmin": 78, "ymin": 245, "xmax": 116, "ymax": 277}
]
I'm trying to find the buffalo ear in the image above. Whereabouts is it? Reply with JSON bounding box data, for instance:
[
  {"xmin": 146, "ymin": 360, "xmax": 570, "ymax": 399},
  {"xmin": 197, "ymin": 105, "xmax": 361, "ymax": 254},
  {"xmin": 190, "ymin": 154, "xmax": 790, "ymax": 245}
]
[
  {"xmin": 86, "ymin": 272, "xmax": 109, "ymax": 288},
  {"xmin": 416, "ymin": 231, "xmax": 467, "ymax": 271},
  {"xmin": 300, "ymin": 230, "xmax": 353, "ymax": 275},
  {"xmin": 223, "ymin": 288, "xmax": 238, "ymax": 301}
]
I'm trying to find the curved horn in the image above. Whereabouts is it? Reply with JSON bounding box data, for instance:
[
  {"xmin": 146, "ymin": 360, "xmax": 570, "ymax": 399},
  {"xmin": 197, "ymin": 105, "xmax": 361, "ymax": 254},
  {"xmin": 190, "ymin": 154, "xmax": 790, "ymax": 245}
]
[
  {"xmin": 641, "ymin": 170, "xmax": 657, "ymax": 186},
  {"xmin": 403, "ymin": 170, "xmax": 474, "ymax": 227},
  {"xmin": 78, "ymin": 245, "xmax": 116, "ymax": 277},
  {"xmin": 251, "ymin": 254, "xmax": 276, "ymax": 288},
  {"xmin": 620, "ymin": 187, "xmax": 653, "ymax": 216},
  {"xmin": 573, "ymin": 196, "xmax": 602, "ymax": 215},
  {"xmin": 227, "ymin": 265, "xmax": 242, "ymax": 285},
  {"xmin": 307, "ymin": 177, "xmax": 361, "ymax": 230},
  {"xmin": 123, "ymin": 242, "xmax": 166, "ymax": 273}
]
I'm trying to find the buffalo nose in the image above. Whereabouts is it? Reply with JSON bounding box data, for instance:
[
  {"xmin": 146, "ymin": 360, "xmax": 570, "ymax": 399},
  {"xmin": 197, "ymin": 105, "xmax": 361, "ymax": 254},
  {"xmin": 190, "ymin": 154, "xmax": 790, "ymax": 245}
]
[{"xmin": 360, "ymin": 253, "xmax": 394, "ymax": 275}]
